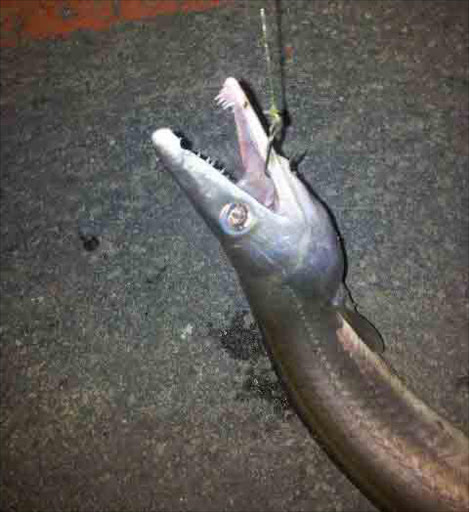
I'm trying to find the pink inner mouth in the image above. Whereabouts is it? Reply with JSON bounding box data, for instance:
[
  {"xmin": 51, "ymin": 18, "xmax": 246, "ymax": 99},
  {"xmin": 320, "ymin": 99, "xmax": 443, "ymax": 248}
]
[{"xmin": 216, "ymin": 78, "xmax": 277, "ymax": 210}]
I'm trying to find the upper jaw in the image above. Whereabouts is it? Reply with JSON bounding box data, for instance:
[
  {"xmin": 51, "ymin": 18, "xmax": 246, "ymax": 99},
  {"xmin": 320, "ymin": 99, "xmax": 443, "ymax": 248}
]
[
  {"xmin": 151, "ymin": 128, "xmax": 256, "ymax": 207},
  {"xmin": 151, "ymin": 128, "xmax": 280, "ymax": 230}
]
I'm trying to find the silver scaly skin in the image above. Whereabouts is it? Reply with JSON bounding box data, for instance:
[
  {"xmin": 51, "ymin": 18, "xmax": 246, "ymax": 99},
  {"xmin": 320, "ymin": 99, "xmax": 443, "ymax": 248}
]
[{"xmin": 152, "ymin": 78, "xmax": 469, "ymax": 512}]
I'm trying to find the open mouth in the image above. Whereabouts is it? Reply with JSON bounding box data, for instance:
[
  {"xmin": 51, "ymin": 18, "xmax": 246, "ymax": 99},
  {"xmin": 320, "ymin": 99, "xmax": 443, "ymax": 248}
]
[
  {"xmin": 152, "ymin": 78, "xmax": 302, "ymax": 219},
  {"xmin": 167, "ymin": 78, "xmax": 277, "ymax": 210}
]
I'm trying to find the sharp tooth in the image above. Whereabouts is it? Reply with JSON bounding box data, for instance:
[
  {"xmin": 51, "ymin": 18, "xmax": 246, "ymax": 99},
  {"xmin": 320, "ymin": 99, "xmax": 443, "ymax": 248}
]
[{"xmin": 216, "ymin": 94, "xmax": 234, "ymax": 110}]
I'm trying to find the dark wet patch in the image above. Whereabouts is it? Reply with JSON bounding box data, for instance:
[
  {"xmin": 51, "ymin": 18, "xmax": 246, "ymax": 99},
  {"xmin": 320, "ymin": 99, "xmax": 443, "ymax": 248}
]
[
  {"xmin": 237, "ymin": 365, "xmax": 291, "ymax": 416},
  {"xmin": 145, "ymin": 265, "xmax": 169, "ymax": 286},
  {"xmin": 79, "ymin": 233, "xmax": 100, "ymax": 252},
  {"xmin": 209, "ymin": 310, "xmax": 291, "ymax": 417},
  {"xmin": 209, "ymin": 310, "xmax": 265, "ymax": 362}
]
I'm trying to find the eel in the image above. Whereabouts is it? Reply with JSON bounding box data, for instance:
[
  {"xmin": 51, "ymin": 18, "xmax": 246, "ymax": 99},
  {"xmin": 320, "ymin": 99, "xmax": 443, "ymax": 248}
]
[{"xmin": 151, "ymin": 77, "xmax": 469, "ymax": 512}]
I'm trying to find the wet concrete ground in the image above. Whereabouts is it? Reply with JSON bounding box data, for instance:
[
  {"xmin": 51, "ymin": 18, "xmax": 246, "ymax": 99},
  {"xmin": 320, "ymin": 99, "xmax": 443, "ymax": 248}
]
[{"xmin": 1, "ymin": 1, "xmax": 468, "ymax": 511}]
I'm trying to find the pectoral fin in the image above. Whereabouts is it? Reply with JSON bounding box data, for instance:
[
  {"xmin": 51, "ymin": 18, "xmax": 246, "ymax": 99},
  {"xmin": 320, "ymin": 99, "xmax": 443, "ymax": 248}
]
[{"xmin": 338, "ymin": 307, "xmax": 385, "ymax": 354}]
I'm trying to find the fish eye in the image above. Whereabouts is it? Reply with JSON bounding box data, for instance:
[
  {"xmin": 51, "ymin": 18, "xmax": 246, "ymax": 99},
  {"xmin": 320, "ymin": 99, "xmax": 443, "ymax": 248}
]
[{"xmin": 220, "ymin": 203, "xmax": 252, "ymax": 235}]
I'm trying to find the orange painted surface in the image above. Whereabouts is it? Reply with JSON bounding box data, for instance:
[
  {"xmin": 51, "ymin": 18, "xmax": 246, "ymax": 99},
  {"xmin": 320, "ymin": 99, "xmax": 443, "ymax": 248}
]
[{"xmin": 0, "ymin": 0, "xmax": 225, "ymax": 47}]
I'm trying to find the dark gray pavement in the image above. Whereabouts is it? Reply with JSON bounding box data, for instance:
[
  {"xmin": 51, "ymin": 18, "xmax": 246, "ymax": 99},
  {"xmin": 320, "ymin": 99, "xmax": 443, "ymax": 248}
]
[{"xmin": 1, "ymin": 1, "xmax": 468, "ymax": 511}]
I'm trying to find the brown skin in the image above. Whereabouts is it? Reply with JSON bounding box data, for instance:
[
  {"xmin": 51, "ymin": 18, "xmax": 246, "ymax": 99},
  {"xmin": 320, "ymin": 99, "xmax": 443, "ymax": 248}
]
[{"xmin": 242, "ymin": 274, "xmax": 469, "ymax": 512}]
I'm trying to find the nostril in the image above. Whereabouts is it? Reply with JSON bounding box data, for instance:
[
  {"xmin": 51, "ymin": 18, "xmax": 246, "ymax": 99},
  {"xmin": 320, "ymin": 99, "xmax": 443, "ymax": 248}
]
[{"xmin": 174, "ymin": 131, "xmax": 193, "ymax": 151}]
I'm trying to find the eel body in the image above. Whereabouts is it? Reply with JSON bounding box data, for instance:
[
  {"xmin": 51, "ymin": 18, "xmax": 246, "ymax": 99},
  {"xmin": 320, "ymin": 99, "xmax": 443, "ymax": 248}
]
[{"xmin": 152, "ymin": 77, "xmax": 469, "ymax": 512}]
